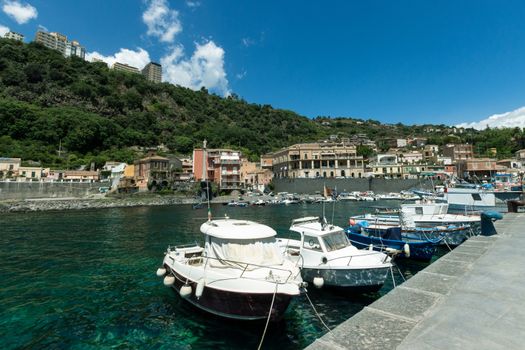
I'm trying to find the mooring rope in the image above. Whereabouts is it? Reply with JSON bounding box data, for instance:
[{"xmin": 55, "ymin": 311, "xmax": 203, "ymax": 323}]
[
  {"xmin": 257, "ymin": 282, "xmax": 278, "ymax": 350},
  {"xmin": 390, "ymin": 266, "xmax": 397, "ymax": 288},
  {"xmin": 304, "ymin": 291, "xmax": 332, "ymax": 333}
]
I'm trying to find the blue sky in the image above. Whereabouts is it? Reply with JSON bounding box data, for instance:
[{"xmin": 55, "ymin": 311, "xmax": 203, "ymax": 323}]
[{"xmin": 1, "ymin": 0, "xmax": 525, "ymax": 128}]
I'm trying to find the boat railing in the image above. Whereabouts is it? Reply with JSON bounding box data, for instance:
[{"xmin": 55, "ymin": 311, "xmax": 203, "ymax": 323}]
[
  {"xmin": 185, "ymin": 255, "xmax": 296, "ymax": 284},
  {"xmin": 321, "ymin": 251, "xmax": 391, "ymax": 266}
]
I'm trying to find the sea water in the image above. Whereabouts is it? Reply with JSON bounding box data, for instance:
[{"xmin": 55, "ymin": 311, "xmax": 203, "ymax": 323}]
[{"xmin": 0, "ymin": 201, "xmax": 444, "ymax": 349}]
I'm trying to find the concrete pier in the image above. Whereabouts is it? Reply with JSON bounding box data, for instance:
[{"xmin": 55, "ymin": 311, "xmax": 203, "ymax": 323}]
[{"xmin": 306, "ymin": 213, "xmax": 525, "ymax": 350}]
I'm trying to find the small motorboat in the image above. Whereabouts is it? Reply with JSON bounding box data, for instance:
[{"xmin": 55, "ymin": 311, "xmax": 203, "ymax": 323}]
[
  {"xmin": 278, "ymin": 216, "xmax": 392, "ymax": 292},
  {"xmin": 345, "ymin": 224, "xmax": 441, "ymax": 262},
  {"xmin": 157, "ymin": 217, "xmax": 304, "ymax": 321}
]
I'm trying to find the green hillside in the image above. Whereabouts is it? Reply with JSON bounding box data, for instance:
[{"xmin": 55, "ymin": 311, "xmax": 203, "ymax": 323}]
[{"xmin": 0, "ymin": 38, "xmax": 523, "ymax": 168}]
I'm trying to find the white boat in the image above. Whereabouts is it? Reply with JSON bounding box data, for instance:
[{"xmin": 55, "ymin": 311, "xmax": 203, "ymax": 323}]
[
  {"xmin": 278, "ymin": 217, "xmax": 392, "ymax": 291},
  {"xmin": 157, "ymin": 218, "xmax": 304, "ymax": 321},
  {"xmin": 359, "ymin": 191, "xmax": 377, "ymax": 201},
  {"xmin": 376, "ymin": 192, "xmax": 402, "ymax": 200},
  {"xmin": 445, "ymin": 186, "xmax": 496, "ymax": 209},
  {"xmin": 400, "ymin": 202, "xmax": 480, "ymax": 228},
  {"xmin": 338, "ymin": 192, "xmax": 359, "ymax": 201}
]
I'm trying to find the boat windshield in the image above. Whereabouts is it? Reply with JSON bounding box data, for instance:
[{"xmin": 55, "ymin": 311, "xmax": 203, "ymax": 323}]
[
  {"xmin": 206, "ymin": 237, "xmax": 284, "ymax": 269},
  {"xmin": 322, "ymin": 231, "xmax": 350, "ymax": 252}
]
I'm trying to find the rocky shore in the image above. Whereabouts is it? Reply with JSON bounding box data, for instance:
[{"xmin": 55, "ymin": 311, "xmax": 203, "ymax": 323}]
[{"xmin": 0, "ymin": 195, "xmax": 209, "ymax": 213}]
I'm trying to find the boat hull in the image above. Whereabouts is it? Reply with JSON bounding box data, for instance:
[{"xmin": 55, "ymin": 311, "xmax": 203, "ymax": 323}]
[
  {"xmin": 166, "ymin": 267, "xmax": 293, "ymax": 321},
  {"xmin": 347, "ymin": 230, "xmax": 437, "ymax": 262},
  {"xmin": 301, "ymin": 266, "xmax": 389, "ymax": 292}
]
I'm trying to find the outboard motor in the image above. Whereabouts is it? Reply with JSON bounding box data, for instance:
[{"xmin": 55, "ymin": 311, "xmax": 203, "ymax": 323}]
[{"xmin": 480, "ymin": 211, "xmax": 503, "ymax": 236}]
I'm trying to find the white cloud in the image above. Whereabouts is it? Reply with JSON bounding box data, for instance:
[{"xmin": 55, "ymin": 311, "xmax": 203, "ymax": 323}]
[
  {"xmin": 241, "ymin": 37, "xmax": 255, "ymax": 47},
  {"xmin": 457, "ymin": 106, "xmax": 525, "ymax": 130},
  {"xmin": 161, "ymin": 40, "xmax": 230, "ymax": 96},
  {"xmin": 86, "ymin": 48, "xmax": 151, "ymax": 70},
  {"xmin": 143, "ymin": 0, "xmax": 182, "ymax": 43},
  {"xmin": 186, "ymin": 1, "xmax": 200, "ymax": 8},
  {"xmin": 0, "ymin": 24, "xmax": 9, "ymax": 36},
  {"xmin": 2, "ymin": 0, "xmax": 37, "ymax": 24},
  {"xmin": 236, "ymin": 70, "xmax": 247, "ymax": 80}
]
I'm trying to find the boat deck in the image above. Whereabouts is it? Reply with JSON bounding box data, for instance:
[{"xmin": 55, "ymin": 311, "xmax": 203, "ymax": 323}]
[{"xmin": 306, "ymin": 212, "xmax": 525, "ymax": 350}]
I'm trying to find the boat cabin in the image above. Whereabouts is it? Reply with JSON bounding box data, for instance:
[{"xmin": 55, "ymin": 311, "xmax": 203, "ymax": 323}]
[{"xmin": 288, "ymin": 217, "xmax": 351, "ymax": 255}]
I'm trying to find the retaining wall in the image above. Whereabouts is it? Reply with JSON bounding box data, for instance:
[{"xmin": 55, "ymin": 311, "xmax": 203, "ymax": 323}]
[
  {"xmin": 0, "ymin": 181, "xmax": 102, "ymax": 200},
  {"xmin": 273, "ymin": 178, "xmax": 433, "ymax": 194}
]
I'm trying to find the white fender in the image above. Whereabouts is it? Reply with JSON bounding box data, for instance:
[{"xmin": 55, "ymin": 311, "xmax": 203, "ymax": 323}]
[
  {"xmin": 180, "ymin": 284, "xmax": 192, "ymax": 298},
  {"xmin": 313, "ymin": 277, "xmax": 324, "ymax": 289},
  {"xmin": 163, "ymin": 275, "xmax": 175, "ymax": 287},
  {"xmin": 195, "ymin": 279, "xmax": 205, "ymax": 299},
  {"xmin": 156, "ymin": 267, "xmax": 166, "ymax": 277},
  {"xmin": 369, "ymin": 243, "xmax": 374, "ymax": 251},
  {"xmin": 403, "ymin": 243, "xmax": 410, "ymax": 258}
]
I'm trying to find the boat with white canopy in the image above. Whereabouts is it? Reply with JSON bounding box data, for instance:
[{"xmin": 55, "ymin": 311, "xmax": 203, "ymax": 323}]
[{"xmin": 157, "ymin": 218, "xmax": 304, "ymax": 321}]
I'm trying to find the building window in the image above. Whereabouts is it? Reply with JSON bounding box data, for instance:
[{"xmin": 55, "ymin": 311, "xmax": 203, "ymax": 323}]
[
  {"xmin": 323, "ymin": 172, "xmax": 327, "ymax": 178},
  {"xmin": 330, "ymin": 171, "xmax": 334, "ymax": 178},
  {"xmin": 304, "ymin": 153, "xmax": 308, "ymax": 159},
  {"xmin": 341, "ymin": 170, "xmax": 345, "ymax": 177}
]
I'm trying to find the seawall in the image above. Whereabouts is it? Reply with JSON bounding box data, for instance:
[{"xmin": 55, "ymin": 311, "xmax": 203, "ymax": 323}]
[
  {"xmin": 0, "ymin": 181, "xmax": 101, "ymax": 200},
  {"xmin": 306, "ymin": 212, "xmax": 525, "ymax": 350},
  {"xmin": 273, "ymin": 178, "xmax": 433, "ymax": 194}
]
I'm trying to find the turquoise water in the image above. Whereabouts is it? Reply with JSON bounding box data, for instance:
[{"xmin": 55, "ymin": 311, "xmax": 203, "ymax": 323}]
[{"xmin": 0, "ymin": 201, "xmax": 442, "ymax": 349}]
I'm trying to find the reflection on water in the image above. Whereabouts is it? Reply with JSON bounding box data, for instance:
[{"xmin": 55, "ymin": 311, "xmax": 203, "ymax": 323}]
[{"xmin": 0, "ymin": 201, "xmax": 446, "ymax": 349}]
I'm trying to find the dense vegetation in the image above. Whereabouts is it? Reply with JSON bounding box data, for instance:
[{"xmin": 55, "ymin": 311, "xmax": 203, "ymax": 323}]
[{"xmin": 0, "ymin": 38, "xmax": 524, "ymax": 168}]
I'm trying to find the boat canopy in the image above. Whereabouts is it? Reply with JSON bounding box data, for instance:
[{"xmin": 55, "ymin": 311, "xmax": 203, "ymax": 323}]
[
  {"xmin": 200, "ymin": 219, "xmax": 277, "ymax": 240},
  {"xmin": 205, "ymin": 237, "xmax": 284, "ymax": 269}
]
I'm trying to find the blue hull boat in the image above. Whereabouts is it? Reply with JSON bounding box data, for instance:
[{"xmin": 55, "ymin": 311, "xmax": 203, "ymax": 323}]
[{"xmin": 345, "ymin": 226, "xmax": 441, "ymax": 262}]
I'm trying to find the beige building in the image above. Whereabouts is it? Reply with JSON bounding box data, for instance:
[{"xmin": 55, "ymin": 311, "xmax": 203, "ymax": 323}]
[
  {"xmin": 399, "ymin": 151, "xmax": 423, "ymax": 164},
  {"xmin": 34, "ymin": 30, "xmax": 85, "ymax": 59},
  {"xmin": 141, "ymin": 62, "xmax": 162, "ymax": 83},
  {"xmin": 63, "ymin": 170, "xmax": 99, "ymax": 182},
  {"xmin": 443, "ymin": 144, "xmax": 474, "ymax": 161},
  {"xmin": 113, "ymin": 62, "xmax": 140, "ymax": 74},
  {"xmin": 17, "ymin": 166, "xmax": 43, "ymax": 181},
  {"xmin": 4, "ymin": 31, "xmax": 24, "ymax": 42},
  {"xmin": 134, "ymin": 152, "xmax": 170, "ymax": 190},
  {"xmin": 272, "ymin": 142, "xmax": 365, "ymax": 179},
  {"xmin": 0, "ymin": 157, "xmax": 21, "ymax": 177}
]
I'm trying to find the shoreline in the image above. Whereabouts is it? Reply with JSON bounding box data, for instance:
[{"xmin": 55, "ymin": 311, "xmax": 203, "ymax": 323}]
[{"xmin": 0, "ymin": 195, "xmax": 236, "ymax": 213}]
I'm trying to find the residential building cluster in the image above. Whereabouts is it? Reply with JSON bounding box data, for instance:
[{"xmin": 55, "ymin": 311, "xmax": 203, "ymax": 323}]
[
  {"xmin": 2, "ymin": 139, "xmax": 525, "ymax": 193},
  {"xmin": 2, "ymin": 28, "xmax": 163, "ymax": 83}
]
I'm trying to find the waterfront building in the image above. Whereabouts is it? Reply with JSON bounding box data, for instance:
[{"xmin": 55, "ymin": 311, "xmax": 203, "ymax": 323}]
[
  {"xmin": 260, "ymin": 154, "xmax": 274, "ymax": 169},
  {"xmin": 443, "ymin": 144, "xmax": 474, "ymax": 162},
  {"xmin": 193, "ymin": 148, "xmax": 242, "ymax": 190},
  {"xmin": 456, "ymin": 158, "xmax": 506, "ymax": 179},
  {"xmin": 423, "ymin": 144, "xmax": 439, "ymax": 163},
  {"xmin": 515, "ymin": 149, "xmax": 525, "ymax": 161},
  {"xmin": 134, "ymin": 152, "xmax": 170, "ymax": 190},
  {"xmin": 4, "ymin": 31, "xmax": 24, "ymax": 42},
  {"xmin": 0, "ymin": 157, "xmax": 21, "ymax": 178},
  {"xmin": 141, "ymin": 62, "xmax": 162, "ymax": 83},
  {"xmin": 271, "ymin": 141, "xmax": 365, "ymax": 179},
  {"xmin": 17, "ymin": 166, "xmax": 43, "ymax": 181},
  {"xmin": 370, "ymin": 154, "xmax": 403, "ymax": 178},
  {"xmin": 34, "ymin": 30, "xmax": 85, "ymax": 59},
  {"xmin": 399, "ymin": 151, "xmax": 423, "ymax": 164},
  {"xmin": 243, "ymin": 168, "xmax": 273, "ymax": 191},
  {"xmin": 113, "ymin": 62, "xmax": 140, "ymax": 74},
  {"xmin": 62, "ymin": 170, "xmax": 99, "ymax": 182}
]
